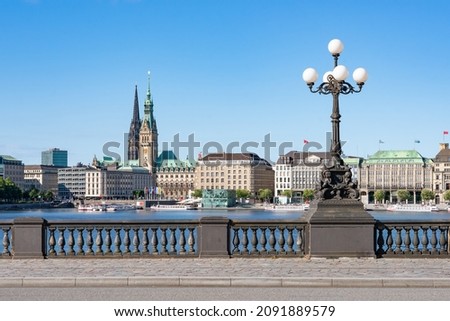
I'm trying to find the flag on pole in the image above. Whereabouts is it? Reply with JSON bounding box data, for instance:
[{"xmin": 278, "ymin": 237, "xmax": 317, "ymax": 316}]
[
  {"xmin": 444, "ymin": 131, "xmax": 449, "ymax": 135},
  {"xmin": 414, "ymin": 140, "xmax": 420, "ymax": 143},
  {"xmin": 303, "ymin": 139, "xmax": 309, "ymax": 144},
  {"xmin": 378, "ymin": 140, "xmax": 384, "ymax": 144}
]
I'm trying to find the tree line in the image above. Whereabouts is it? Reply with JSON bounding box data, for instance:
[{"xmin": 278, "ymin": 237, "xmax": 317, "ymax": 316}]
[{"xmin": 0, "ymin": 177, "xmax": 54, "ymax": 203}]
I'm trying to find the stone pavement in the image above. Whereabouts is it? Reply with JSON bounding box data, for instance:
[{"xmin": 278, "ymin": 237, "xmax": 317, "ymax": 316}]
[{"xmin": 1, "ymin": 257, "xmax": 450, "ymax": 288}]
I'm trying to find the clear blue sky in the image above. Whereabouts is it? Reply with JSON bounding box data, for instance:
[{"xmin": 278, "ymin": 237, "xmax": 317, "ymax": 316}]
[{"xmin": 1, "ymin": 0, "xmax": 449, "ymax": 166}]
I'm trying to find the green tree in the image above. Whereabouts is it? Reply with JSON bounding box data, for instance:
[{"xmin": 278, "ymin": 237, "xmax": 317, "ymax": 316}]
[
  {"xmin": 236, "ymin": 189, "xmax": 250, "ymax": 199},
  {"xmin": 281, "ymin": 189, "xmax": 293, "ymax": 198},
  {"xmin": 29, "ymin": 188, "xmax": 40, "ymax": 201},
  {"xmin": 421, "ymin": 189, "xmax": 435, "ymax": 203},
  {"xmin": 374, "ymin": 190, "xmax": 385, "ymax": 204},
  {"xmin": 303, "ymin": 189, "xmax": 315, "ymax": 202},
  {"xmin": 397, "ymin": 190, "xmax": 411, "ymax": 203},
  {"xmin": 444, "ymin": 190, "xmax": 450, "ymax": 203},
  {"xmin": 258, "ymin": 188, "xmax": 273, "ymax": 202},
  {"xmin": 192, "ymin": 189, "xmax": 203, "ymax": 198}
]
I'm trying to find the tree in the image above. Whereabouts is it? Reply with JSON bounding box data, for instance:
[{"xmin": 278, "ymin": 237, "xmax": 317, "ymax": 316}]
[
  {"xmin": 281, "ymin": 189, "xmax": 293, "ymax": 198},
  {"xmin": 192, "ymin": 189, "xmax": 203, "ymax": 198},
  {"xmin": 444, "ymin": 190, "xmax": 450, "ymax": 203},
  {"xmin": 236, "ymin": 189, "xmax": 250, "ymax": 199},
  {"xmin": 421, "ymin": 189, "xmax": 435, "ymax": 203},
  {"xmin": 29, "ymin": 188, "xmax": 40, "ymax": 202},
  {"xmin": 258, "ymin": 188, "xmax": 273, "ymax": 202},
  {"xmin": 397, "ymin": 190, "xmax": 410, "ymax": 203},
  {"xmin": 374, "ymin": 190, "xmax": 385, "ymax": 204},
  {"xmin": 303, "ymin": 189, "xmax": 315, "ymax": 202}
]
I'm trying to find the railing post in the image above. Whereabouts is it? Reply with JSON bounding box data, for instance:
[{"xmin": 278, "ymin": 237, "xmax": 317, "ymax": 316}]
[
  {"xmin": 12, "ymin": 217, "xmax": 46, "ymax": 259},
  {"xmin": 198, "ymin": 216, "xmax": 230, "ymax": 258}
]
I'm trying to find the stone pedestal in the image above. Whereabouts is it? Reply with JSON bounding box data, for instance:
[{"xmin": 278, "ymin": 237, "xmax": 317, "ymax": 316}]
[
  {"xmin": 198, "ymin": 216, "xmax": 230, "ymax": 258},
  {"xmin": 307, "ymin": 200, "xmax": 375, "ymax": 258},
  {"xmin": 12, "ymin": 217, "xmax": 46, "ymax": 259}
]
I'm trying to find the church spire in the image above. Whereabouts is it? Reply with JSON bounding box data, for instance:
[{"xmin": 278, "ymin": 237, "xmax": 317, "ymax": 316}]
[{"xmin": 128, "ymin": 85, "xmax": 141, "ymax": 161}]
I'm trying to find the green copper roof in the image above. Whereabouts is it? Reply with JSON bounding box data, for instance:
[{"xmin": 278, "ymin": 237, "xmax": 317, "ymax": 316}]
[{"xmin": 363, "ymin": 150, "xmax": 430, "ymax": 165}]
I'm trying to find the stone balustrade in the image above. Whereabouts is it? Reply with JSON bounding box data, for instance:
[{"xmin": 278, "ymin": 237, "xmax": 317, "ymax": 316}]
[
  {"xmin": 2, "ymin": 217, "xmax": 450, "ymax": 259},
  {"xmin": 375, "ymin": 221, "xmax": 450, "ymax": 257}
]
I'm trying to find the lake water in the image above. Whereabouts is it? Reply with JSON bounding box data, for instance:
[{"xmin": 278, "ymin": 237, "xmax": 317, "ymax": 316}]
[{"xmin": 1, "ymin": 208, "xmax": 450, "ymax": 222}]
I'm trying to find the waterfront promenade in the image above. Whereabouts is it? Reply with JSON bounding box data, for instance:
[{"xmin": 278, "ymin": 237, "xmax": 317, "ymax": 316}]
[{"xmin": 1, "ymin": 256, "xmax": 450, "ymax": 288}]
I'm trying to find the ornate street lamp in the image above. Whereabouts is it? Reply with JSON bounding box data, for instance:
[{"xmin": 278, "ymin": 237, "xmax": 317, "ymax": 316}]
[{"xmin": 302, "ymin": 39, "xmax": 368, "ymax": 201}]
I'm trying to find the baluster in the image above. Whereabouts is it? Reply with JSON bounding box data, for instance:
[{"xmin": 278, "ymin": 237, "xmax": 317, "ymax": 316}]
[
  {"xmin": 187, "ymin": 227, "xmax": 195, "ymax": 254},
  {"xmin": 430, "ymin": 227, "xmax": 438, "ymax": 255},
  {"xmin": 86, "ymin": 228, "xmax": 94, "ymax": 255},
  {"xmin": 142, "ymin": 228, "xmax": 149, "ymax": 254},
  {"xmin": 412, "ymin": 227, "xmax": 420, "ymax": 254},
  {"xmin": 114, "ymin": 228, "xmax": 122, "ymax": 255},
  {"xmin": 421, "ymin": 226, "xmax": 429, "ymax": 255},
  {"xmin": 386, "ymin": 227, "xmax": 393, "ymax": 254},
  {"xmin": 241, "ymin": 227, "xmax": 249, "ymax": 254},
  {"xmin": 95, "ymin": 228, "xmax": 103, "ymax": 255},
  {"xmin": 169, "ymin": 228, "xmax": 177, "ymax": 254},
  {"xmin": 132, "ymin": 228, "xmax": 140, "ymax": 254},
  {"xmin": 259, "ymin": 227, "xmax": 267, "ymax": 254},
  {"xmin": 48, "ymin": 227, "xmax": 56, "ymax": 256},
  {"xmin": 286, "ymin": 227, "xmax": 294, "ymax": 253},
  {"xmin": 75, "ymin": 228, "xmax": 84, "ymax": 256},
  {"xmin": 104, "ymin": 228, "xmax": 112, "ymax": 255},
  {"xmin": 394, "ymin": 227, "xmax": 403, "ymax": 254},
  {"xmin": 439, "ymin": 227, "xmax": 448, "ymax": 254},
  {"xmin": 151, "ymin": 227, "xmax": 159, "ymax": 254},
  {"xmin": 232, "ymin": 228, "xmax": 240, "ymax": 254},
  {"xmin": 268, "ymin": 227, "xmax": 276, "ymax": 254},
  {"xmin": 296, "ymin": 227, "xmax": 303, "ymax": 254},
  {"xmin": 277, "ymin": 227, "xmax": 286, "ymax": 254},
  {"xmin": 2, "ymin": 228, "xmax": 11, "ymax": 256},
  {"xmin": 160, "ymin": 227, "xmax": 168, "ymax": 254},
  {"xmin": 123, "ymin": 228, "xmax": 131, "ymax": 254},
  {"xmin": 179, "ymin": 227, "xmax": 186, "ymax": 254},
  {"xmin": 57, "ymin": 227, "xmax": 66, "ymax": 256},
  {"xmin": 403, "ymin": 226, "xmax": 411, "ymax": 255},
  {"xmin": 250, "ymin": 228, "xmax": 258, "ymax": 254},
  {"xmin": 66, "ymin": 228, "xmax": 75, "ymax": 255},
  {"xmin": 376, "ymin": 225, "xmax": 385, "ymax": 257}
]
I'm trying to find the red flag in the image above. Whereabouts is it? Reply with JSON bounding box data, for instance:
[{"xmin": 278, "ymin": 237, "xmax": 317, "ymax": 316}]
[
  {"xmin": 444, "ymin": 131, "xmax": 449, "ymax": 135},
  {"xmin": 303, "ymin": 139, "xmax": 309, "ymax": 144}
]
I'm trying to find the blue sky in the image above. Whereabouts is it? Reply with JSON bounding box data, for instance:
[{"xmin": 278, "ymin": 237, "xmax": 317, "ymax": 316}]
[{"xmin": 1, "ymin": 0, "xmax": 449, "ymax": 166}]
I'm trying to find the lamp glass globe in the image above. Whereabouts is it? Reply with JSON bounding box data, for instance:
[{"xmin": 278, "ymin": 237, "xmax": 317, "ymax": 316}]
[{"xmin": 328, "ymin": 39, "xmax": 344, "ymax": 55}]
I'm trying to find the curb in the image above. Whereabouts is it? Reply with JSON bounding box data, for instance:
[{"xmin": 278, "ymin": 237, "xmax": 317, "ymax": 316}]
[{"xmin": 1, "ymin": 277, "xmax": 450, "ymax": 288}]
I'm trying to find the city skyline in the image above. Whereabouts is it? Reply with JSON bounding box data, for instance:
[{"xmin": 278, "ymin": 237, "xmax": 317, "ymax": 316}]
[{"xmin": 1, "ymin": 1, "xmax": 450, "ymax": 165}]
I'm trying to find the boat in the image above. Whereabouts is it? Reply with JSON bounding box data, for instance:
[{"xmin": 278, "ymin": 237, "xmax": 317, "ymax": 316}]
[
  {"xmin": 151, "ymin": 204, "xmax": 198, "ymax": 211},
  {"xmin": 105, "ymin": 204, "xmax": 136, "ymax": 212},
  {"xmin": 265, "ymin": 204, "xmax": 308, "ymax": 211},
  {"xmin": 78, "ymin": 204, "xmax": 103, "ymax": 212},
  {"xmin": 386, "ymin": 204, "xmax": 432, "ymax": 212}
]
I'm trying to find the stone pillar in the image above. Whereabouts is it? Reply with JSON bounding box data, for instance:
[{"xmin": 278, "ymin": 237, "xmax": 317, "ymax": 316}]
[
  {"xmin": 198, "ymin": 216, "xmax": 230, "ymax": 257},
  {"xmin": 307, "ymin": 200, "xmax": 376, "ymax": 258},
  {"xmin": 12, "ymin": 217, "xmax": 46, "ymax": 259}
]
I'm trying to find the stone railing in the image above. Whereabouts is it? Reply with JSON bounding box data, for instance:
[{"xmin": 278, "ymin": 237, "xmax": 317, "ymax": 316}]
[
  {"xmin": 229, "ymin": 221, "xmax": 308, "ymax": 256},
  {"xmin": 2, "ymin": 216, "xmax": 450, "ymax": 259},
  {"xmin": 375, "ymin": 221, "xmax": 450, "ymax": 257},
  {"xmin": 0, "ymin": 216, "xmax": 308, "ymax": 259}
]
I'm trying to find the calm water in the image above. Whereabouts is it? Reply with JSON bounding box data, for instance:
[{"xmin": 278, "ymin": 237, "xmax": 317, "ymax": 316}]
[{"xmin": 1, "ymin": 208, "xmax": 450, "ymax": 222}]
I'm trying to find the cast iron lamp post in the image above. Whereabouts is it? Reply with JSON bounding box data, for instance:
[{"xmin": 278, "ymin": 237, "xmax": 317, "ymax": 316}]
[{"xmin": 302, "ymin": 39, "xmax": 368, "ymax": 201}]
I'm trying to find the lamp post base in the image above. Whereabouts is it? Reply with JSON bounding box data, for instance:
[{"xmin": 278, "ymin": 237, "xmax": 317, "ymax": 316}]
[{"xmin": 306, "ymin": 199, "xmax": 376, "ymax": 258}]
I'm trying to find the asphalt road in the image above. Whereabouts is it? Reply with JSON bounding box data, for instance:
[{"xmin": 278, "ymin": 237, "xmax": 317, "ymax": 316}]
[{"xmin": 0, "ymin": 287, "xmax": 448, "ymax": 301}]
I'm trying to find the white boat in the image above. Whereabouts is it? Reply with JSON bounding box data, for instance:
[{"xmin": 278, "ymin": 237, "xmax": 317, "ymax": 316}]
[
  {"xmin": 78, "ymin": 205, "xmax": 103, "ymax": 212},
  {"xmin": 151, "ymin": 204, "xmax": 197, "ymax": 211},
  {"xmin": 386, "ymin": 204, "xmax": 432, "ymax": 212},
  {"xmin": 105, "ymin": 204, "xmax": 136, "ymax": 212},
  {"xmin": 265, "ymin": 204, "xmax": 308, "ymax": 211}
]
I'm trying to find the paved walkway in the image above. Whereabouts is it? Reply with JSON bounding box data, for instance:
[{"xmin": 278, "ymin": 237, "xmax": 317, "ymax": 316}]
[{"xmin": 1, "ymin": 257, "xmax": 450, "ymax": 288}]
